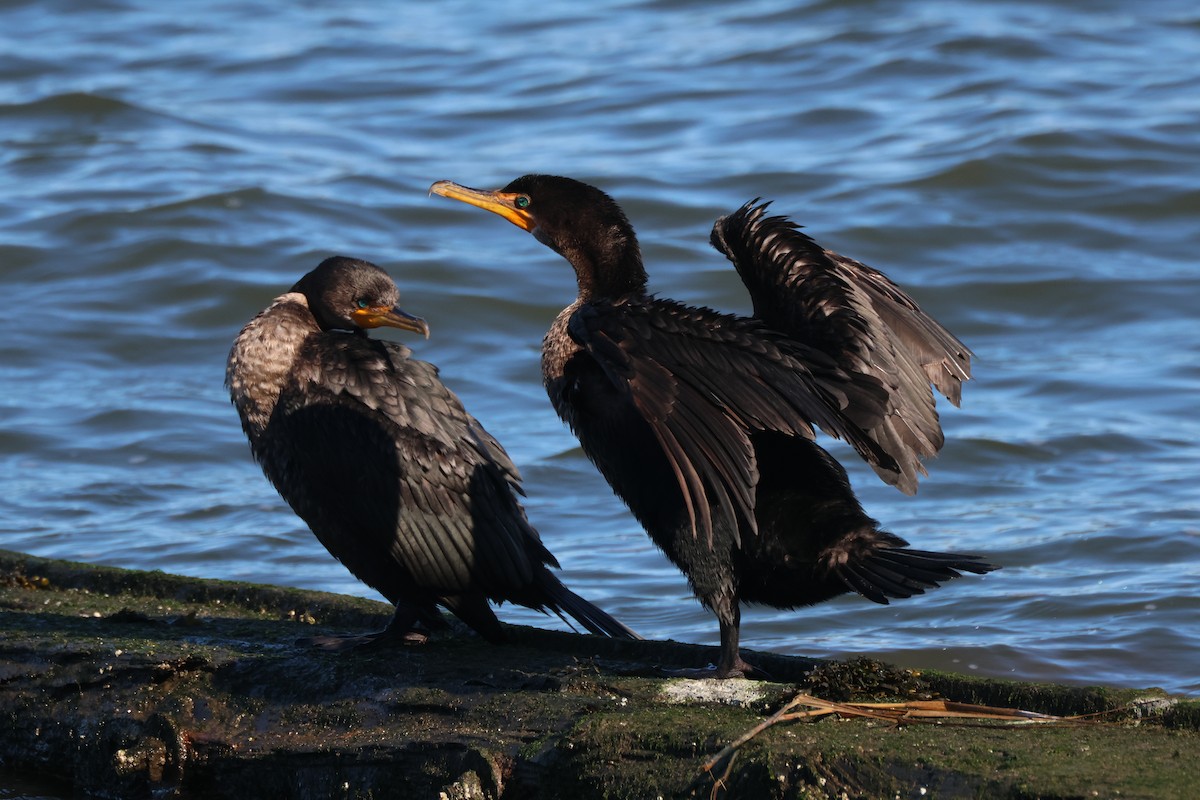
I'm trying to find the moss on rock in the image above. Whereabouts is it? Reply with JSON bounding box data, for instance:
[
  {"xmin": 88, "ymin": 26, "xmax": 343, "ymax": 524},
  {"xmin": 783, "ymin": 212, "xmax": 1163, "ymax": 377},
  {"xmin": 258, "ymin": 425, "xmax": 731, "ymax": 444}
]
[{"xmin": 2, "ymin": 549, "xmax": 1195, "ymax": 799}]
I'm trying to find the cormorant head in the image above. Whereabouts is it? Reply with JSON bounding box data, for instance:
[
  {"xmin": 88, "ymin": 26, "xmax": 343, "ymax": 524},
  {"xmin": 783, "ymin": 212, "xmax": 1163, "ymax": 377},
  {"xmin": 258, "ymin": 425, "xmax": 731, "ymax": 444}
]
[
  {"xmin": 291, "ymin": 257, "xmax": 430, "ymax": 338},
  {"xmin": 431, "ymin": 174, "xmax": 648, "ymax": 301}
]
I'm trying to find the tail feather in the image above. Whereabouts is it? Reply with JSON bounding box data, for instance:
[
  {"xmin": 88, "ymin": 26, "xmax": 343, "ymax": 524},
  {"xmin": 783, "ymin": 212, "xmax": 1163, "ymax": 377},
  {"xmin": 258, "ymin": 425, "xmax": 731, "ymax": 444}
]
[
  {"xmin": 840, "ymin": 547, "xmax": 997, "ymax": 606},
  {"xmin": 841, "ymin": 563, "xmax": 922, "ymax": 604},
  {"xmin": 543, "ymin": 577, "xmax": 642, "ymax": 640},
  {"xmin": 864, "ymin": 558, "xmax": 944, "ymax": 591},
  {"xmin": 882, "ymin": 547, "xmax": 996, "ymax": 573},
  {"xmin": 868, "ymin": 554, "xmax": 960, "ymax": 585}
]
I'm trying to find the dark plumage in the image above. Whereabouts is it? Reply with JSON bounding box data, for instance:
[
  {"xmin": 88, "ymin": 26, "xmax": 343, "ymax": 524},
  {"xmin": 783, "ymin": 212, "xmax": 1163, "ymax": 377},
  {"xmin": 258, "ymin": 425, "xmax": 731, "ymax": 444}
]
[
  {"xmin": 226, "ymin": 256, "xmax": 638, "ymax": 647},
  {"xmin": 710, "ymin": 201, "xmax": 973, "ymax": 494},
  {"xmin": 432, "ymin": 176, "xmax": 995, "ymax": 677}
]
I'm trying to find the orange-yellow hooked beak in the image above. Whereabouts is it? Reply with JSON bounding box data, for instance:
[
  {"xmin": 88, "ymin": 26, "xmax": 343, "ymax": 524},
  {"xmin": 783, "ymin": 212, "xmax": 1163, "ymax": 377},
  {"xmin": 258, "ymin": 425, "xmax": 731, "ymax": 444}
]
[
  {"xmin": 429, "ymin": 180, "xmax": 536, "ymax": 232},
  {"xmin": 351, "ymin": 305, "xmax": 430, "ymax": 338}
]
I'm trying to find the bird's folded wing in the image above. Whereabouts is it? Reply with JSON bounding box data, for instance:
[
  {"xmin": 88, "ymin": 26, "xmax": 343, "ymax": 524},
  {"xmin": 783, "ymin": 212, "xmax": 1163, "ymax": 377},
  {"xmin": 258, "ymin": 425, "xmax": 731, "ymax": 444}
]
[{"xmin": 273, "ymin": 338, "xmax": 548, "ymax": 596}]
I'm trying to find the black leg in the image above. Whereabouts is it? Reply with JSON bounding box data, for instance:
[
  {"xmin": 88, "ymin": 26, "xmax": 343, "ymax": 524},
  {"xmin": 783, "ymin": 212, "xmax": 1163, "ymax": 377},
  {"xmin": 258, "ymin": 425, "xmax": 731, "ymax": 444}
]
[{"xmin": 715, "ymin": 600, "xmax": 745, "ymax": 678}]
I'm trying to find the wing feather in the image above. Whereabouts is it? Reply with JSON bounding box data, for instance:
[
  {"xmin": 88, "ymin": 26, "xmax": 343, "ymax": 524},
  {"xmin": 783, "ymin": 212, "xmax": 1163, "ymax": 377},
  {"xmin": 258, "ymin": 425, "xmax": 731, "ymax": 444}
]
[
  {"xmin": 566, "ymin": 300, "xmax": 896, "ymax": 544},
  {"xmin": 711, "ymin": 200, "xmax": 972, "ymax": 493},
  {"xmin": 266, "ymin": 335, "xmax": 547, "ymax": 600}
]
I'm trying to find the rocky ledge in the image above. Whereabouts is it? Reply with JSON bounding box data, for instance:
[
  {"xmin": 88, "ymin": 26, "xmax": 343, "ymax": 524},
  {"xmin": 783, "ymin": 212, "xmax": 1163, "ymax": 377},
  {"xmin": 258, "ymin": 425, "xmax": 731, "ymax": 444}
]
[{"xmin": 1, "ymin": 549, "xmax": 1196, "ymax": 799}]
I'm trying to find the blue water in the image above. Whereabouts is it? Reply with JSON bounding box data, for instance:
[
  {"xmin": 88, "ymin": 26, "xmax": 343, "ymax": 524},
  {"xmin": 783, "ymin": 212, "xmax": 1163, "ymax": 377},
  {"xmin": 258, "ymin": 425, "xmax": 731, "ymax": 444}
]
[{"xmin": 2, "ymin": 0, "xmax": 1198, "ymax": 696}]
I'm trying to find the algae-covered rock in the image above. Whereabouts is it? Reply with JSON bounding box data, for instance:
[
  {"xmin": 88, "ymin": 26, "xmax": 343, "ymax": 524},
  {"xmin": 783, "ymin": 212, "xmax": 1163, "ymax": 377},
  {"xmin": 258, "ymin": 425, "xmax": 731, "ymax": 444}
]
[{"xmin": 1, "ymin": 549, "xmax": 1195, "ymax": 799}]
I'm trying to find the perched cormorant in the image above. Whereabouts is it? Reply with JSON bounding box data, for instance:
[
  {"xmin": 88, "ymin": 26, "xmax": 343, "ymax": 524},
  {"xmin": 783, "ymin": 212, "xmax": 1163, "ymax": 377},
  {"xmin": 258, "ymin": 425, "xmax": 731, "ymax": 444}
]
[
  {"xmin": 226, "ymin": 256, "xmax": 639, "ymax": 647},
  {"xmin": 431, "ymin": 176, "xmax": 995, "ymax": 677}
]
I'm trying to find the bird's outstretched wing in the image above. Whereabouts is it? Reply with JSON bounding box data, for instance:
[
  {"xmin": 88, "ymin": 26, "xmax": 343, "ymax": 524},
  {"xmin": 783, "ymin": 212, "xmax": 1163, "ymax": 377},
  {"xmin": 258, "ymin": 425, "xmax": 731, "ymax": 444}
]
[
  {"xmin": 565, "ymin": 299, "xmax": 897, "ymax": 546},
  {"xmin": 711, "ymin": 201, "xmax": 972, "ymax": 494}
]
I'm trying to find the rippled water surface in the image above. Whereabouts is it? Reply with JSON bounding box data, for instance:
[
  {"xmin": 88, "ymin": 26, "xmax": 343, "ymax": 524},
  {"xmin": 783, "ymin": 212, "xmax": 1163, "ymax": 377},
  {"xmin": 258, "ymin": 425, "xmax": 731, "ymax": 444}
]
[{"xmin": 2, "ymin": 1, "xmax": 1198, "ymax": 696}]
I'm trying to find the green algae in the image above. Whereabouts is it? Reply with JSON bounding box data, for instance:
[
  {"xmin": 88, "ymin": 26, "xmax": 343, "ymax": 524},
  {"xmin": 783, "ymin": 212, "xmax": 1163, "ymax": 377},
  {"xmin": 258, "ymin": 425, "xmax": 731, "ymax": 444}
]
[{"xmin": 2, "ymin": 549, "xmax": 1195, "ymax": 799}]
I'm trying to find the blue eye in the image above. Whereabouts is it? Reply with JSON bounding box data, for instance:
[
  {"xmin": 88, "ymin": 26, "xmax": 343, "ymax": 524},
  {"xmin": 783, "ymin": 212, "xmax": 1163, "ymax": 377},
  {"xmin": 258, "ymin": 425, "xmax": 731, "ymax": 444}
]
[
  {"xmin": 515, "ymin": 195, "xmax": 530, "ymax": 209},
  {"xmin": 356, "ymin": 299, "xmax": 369, "ymax": 309}
]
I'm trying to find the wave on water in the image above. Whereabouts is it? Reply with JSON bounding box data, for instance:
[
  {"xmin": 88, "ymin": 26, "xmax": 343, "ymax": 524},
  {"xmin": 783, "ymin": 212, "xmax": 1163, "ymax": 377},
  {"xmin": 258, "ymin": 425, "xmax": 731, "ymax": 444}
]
[{"xmin": 1, "ymin": 0, "xmax": 1197, "ymax": 695}]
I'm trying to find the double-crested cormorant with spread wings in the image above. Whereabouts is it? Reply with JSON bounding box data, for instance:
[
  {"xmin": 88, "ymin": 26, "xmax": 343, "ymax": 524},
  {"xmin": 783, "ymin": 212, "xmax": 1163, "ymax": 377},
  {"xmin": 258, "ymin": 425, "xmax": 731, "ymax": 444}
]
[
  {"xmin": 226, "ymin": 256, "xmax": 638, "ymax": 647},
  {"xmin": 432, "ymin": 176, "xmax": 994, "ymax": 677}
]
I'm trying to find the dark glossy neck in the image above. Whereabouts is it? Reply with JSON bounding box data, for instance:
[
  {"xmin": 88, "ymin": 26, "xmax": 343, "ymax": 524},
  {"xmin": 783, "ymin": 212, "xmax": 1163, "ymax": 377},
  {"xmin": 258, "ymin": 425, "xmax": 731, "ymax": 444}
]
[{"xmin": 552, "ymin": 224, "xmax": 648, "ymax": 302}]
